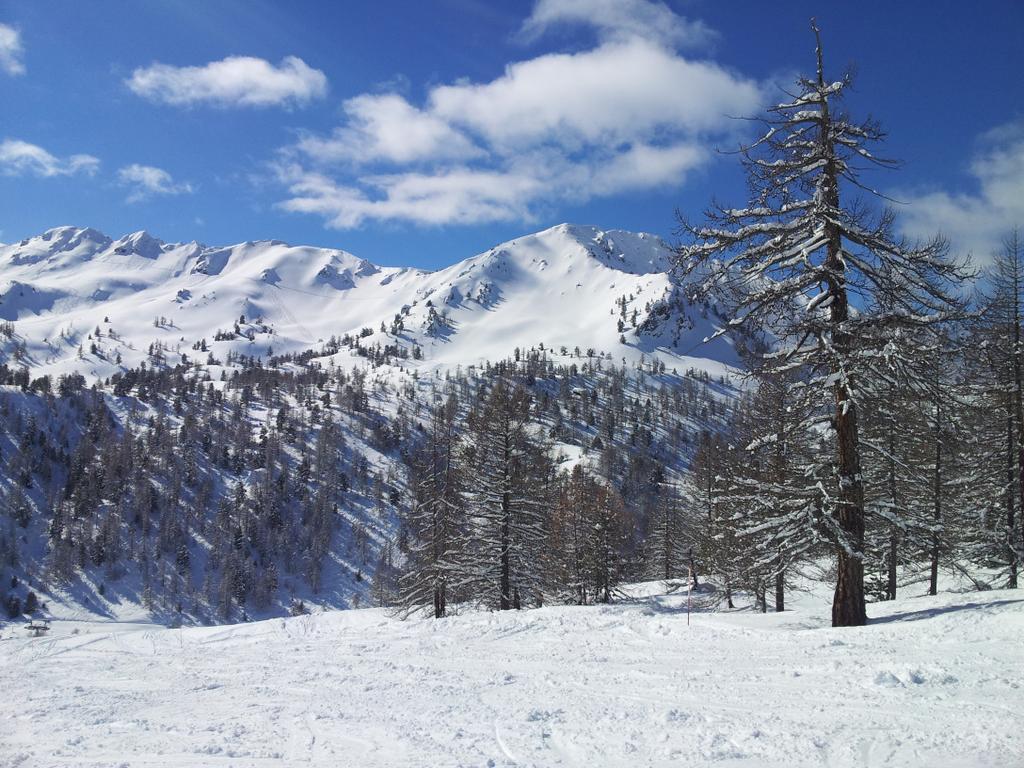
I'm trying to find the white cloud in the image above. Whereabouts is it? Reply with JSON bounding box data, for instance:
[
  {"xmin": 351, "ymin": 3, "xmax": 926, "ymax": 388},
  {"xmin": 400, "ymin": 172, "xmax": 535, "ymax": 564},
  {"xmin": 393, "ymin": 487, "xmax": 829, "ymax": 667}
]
[
  {"xmin": 117, "ymin": 163, "xmax": 193, "ymax": 203},
  {"xmin": 277, "ymin": 163, "xmax": 541, "ymax": 228},
  {"xmin": 588, "ymin": 141, "xmax": 707, "ymax": 194},
  {"xmin": 900, "ymin": 119, "xmax": 1024, "ymax": 264},
  {"xmin": 0, "ymin": 139, "xmax": 99, "ymax": 177},
  {"xmin": 277, "ymin": 138, "xmax": 710, "ymax": 229},
  {"xmin": 429, "ymin": 39, "xmax": 758, "ymax": 150},
  {"xmin": 520, "ymin": 0, "xmax": 714, "ymax": 48},
  {"xmin": 278, "ymin": 0, "xmax": 761, "ymax": 229},
  {"xmin": 0, "ymin": 23, "xmax": 24, "ymax": 76},
  {"xmin": 127, "ymin": 55, "xmax": 327, "ymax": 108},
  {"xmin": 296, "ymin": 93, "xmax": 481, "ymax": 165}
]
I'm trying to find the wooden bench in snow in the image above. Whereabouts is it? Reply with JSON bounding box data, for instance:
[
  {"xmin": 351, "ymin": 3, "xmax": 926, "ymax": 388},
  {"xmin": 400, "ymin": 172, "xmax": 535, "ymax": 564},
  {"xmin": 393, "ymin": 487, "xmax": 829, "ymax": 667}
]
[{"xmin": 25, "ymin": 620, "xmax": 50, "ymax": 637}]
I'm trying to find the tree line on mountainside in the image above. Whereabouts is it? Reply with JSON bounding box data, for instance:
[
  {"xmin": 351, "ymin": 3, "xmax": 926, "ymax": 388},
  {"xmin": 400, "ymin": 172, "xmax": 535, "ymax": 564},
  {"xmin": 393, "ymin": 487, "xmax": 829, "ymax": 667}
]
[{"xmin": 0, "ymin": 345, "xmax": 732, "ymax": 622}]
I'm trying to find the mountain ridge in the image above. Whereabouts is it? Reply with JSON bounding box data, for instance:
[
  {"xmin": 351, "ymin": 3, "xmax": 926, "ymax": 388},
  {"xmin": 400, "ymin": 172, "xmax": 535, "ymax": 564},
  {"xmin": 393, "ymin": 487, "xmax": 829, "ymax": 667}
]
[{"xmin": 0, "ymin": 222, "xmax": 737, "ymax": 381}]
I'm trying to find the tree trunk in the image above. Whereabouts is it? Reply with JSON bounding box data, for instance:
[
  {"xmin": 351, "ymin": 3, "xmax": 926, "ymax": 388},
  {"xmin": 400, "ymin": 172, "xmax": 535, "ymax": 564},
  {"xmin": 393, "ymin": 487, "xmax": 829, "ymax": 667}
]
[
  {"xmin": 499, "ymin": 492, "xmax": 512, "ymax": 610},
  {"xmin": 775, "ymin": 567, "xmax": 784, "ymax": 612},
  {"xmin": 888, "ymin": 524, "xmax": 898, "ymax": 601},
  {"xmin": 600, "ymin": 557, "xmax": 611, "ymax": 604},
  {"xmin": 1008, "ymin": 401, "xmax": 1019, "ymax": 588},
  {"xmin": 832, "ymin": 397, "xmax": 867, "ymax": 626},
  {"xmin": 663, "ymin": 506, "xmax": 672, "ymax": 581},
  {"xmin": 434, "ymin": 584, "xmax": 445, "ymax": 619},
  {"xmin": 827, "ymin": 253, "xmax": 867, "ymax": 626},
  {"xmin": 817, "ymin": 34, "xmax": 867, "ymax": 626},
  {"xmin": 929, "ymin": 418, "xmax": 942, "ymax": 596},
  {"xmin": 1014, "ymin": 260, "xmax": 1024, "ymax": 588},
  {"xmin": 886, "ymin": 419, "xmax": 898, "ymax": 601}
]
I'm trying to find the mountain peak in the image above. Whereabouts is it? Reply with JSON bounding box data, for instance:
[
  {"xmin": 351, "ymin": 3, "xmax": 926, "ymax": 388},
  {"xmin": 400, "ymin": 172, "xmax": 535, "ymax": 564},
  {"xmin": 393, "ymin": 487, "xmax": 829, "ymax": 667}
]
[
  {"xmin": 8, "ymin": 226, "xmax": 112, "ymax": 267},
  {"xmin": 494, "ymin": 222, "xmax": 673, "ymax": 276},
  {"xmin": 113, "ymin": 230, "xmax": 167, "ymax": 259},
  {"xmin": 37, "ymin": 225, "xmax": 112, "ymax": 248}
]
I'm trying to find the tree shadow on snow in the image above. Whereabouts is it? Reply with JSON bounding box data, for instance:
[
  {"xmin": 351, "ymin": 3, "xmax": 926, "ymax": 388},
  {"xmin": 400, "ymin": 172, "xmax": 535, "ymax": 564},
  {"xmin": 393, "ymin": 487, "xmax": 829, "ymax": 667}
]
[{"xmin": 868, "ymin": 599, "xmax": 1024, "ymax": 625}]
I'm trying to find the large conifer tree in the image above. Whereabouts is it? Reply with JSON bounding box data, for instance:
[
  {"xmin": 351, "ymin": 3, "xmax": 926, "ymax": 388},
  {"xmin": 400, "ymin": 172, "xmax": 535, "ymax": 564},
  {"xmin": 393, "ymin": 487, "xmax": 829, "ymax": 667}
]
[
  {"xmin": 400, "ymin": 391, "xmax": 465, "ymax": 617},
  {"xmin": 459, "ymin": 380, "xmax": 552, "ymax": 610},
  {"xmin": 676, "ymin": 22, "xmax": 969, "ymax": 625}
]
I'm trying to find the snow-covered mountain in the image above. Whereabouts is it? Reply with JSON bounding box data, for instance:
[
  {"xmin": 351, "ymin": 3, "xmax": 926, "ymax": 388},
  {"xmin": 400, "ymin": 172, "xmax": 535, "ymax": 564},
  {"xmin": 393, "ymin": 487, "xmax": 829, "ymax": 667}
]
[
  {"xmin": 0, "ymin": 223, "xmax": 736, "ymax": 379},
  {"xmin": 0, "ymin": 221, "xmax": 745, "ymax": 627}
]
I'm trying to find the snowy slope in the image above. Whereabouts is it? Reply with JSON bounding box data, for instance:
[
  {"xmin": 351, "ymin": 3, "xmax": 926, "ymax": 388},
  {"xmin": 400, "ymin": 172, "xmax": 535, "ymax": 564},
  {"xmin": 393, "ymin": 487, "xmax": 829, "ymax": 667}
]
[
  {"xmin": 2, "ymin": 584, "xmax": 1021, "ymax": 767},
  {"xmin": 0, "ymin": 223, "xmax": 736, "ymax": 380}
]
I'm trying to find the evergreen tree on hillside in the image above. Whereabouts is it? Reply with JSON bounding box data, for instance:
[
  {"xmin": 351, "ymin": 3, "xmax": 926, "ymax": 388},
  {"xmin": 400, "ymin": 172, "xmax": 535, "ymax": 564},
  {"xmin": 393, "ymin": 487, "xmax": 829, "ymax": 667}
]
[
  {"xmin": 399, "ymin": 392, "xmax": 466, "ymax": 618},
  {"xmin": 551, "ymin": 464, "xmax": 628, "ymax": 604},
  {"xmin": 644, "ymin": 476, "xmax": 689, "ymax": 582},
  {"xmin": 685, "ymin": 429, "xmax": 739, "ymax": 607},
  {"xmin": 458, "ymin": 380, "xmax": 552, "ymax": 610}
]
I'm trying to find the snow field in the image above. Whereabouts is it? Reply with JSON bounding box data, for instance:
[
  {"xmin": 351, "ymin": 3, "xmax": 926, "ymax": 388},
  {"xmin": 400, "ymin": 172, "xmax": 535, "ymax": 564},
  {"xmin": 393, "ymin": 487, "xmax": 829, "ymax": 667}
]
[{"xmin": 1, "ymin": 584, "xmax": 1021, "ymax": 767}]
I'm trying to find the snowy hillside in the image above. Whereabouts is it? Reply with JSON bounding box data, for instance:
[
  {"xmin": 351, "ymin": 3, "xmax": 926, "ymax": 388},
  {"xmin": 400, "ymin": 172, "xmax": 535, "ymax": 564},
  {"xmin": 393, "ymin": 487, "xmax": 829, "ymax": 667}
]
[
  {"xmin": 0, "ymin": 221, "xmax": 747, "ymax": 630},
  {"xmin": 3, "ymin": 582, "xmax": 1021, "ymax": 767},
  {"xmin": 0, "ymin": 223, "xmax": 737, "ymax": 381}
]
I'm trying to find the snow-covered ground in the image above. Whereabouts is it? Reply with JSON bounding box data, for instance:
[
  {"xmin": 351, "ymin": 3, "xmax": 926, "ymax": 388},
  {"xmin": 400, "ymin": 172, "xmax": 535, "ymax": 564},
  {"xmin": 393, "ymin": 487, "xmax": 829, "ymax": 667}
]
[{"xmin": 2, "ymin": 583, "xmax": 1021, "ymax": 767}]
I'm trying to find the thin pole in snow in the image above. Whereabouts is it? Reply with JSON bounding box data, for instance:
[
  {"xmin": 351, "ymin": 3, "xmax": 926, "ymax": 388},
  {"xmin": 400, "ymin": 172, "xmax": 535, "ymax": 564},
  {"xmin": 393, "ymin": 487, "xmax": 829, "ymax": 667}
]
[{"xmin": 684, "ymin": 547, "xmax": 694, "ymax": 627}]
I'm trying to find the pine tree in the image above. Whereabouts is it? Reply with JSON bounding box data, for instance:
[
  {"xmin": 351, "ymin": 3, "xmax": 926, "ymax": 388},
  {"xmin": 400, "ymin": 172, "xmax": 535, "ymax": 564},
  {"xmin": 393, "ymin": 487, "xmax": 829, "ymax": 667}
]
[
  {"xmin": 685, "ymin": 429, "xmax": 739, "ymax": 607},
  {"xmin": 725, "ymin": 372, "xmax": 824, "ymax": 612},
  {"xmin": 859, "ymin": 328, "xmax": 971, "ymax": 599},
  {"xmin": 970, "ymin": 230, "xmax": 1024, "ymax": 586},
  {"xmin": 644, "ymin": 478, "xmax": 688, "ymax": 582},
  {"xmin": 586, "ymin": 474, "xmax": 628, "ymax": 604},
  {"xmin": 919, "ymin": 344, "xmax": 972, "ymax": 595},
  {"xmin": 399, "ymin": 392, "xmax": 465, "ymax": 617},
  {"xmin": 458, "ymin": 380, "xmax": 552, "ymax": 610},
  {"xmin": 676, "ymin": 21, "xmax": 970, "ymax": 625},
  {"xmin": 551, "ymin": 465, "xmax": 627, "ymax": 604}
]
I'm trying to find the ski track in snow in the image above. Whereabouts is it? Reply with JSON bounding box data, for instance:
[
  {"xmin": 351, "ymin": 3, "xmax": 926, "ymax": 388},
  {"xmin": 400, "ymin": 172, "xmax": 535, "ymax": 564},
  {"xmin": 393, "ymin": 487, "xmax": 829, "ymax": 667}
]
[{"xmin": 1, "ymin": 586, "xmax": 1022, "ymax": 767}]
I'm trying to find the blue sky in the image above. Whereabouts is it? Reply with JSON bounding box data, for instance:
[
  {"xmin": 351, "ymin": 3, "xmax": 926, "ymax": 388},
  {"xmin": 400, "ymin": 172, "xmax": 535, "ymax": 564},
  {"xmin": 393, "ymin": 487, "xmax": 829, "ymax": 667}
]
[{"xmin": 1, "ymin": 0, "xmax": 1021, "ymax": 268}]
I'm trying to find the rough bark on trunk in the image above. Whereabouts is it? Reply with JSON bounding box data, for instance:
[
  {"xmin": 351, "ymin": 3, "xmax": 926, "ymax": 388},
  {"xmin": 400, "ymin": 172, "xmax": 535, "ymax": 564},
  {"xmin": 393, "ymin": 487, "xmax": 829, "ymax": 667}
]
[
  {"xmin": 817, "ymin": 30, "xmax": 867, "ymax": 626},
  {"xmin": 825, "ymin": 189, "xmax": 866, "ymax": 626},
  {"xmin": 832, "ymin": 404, "xmax": 867, "ymax": 627}
]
